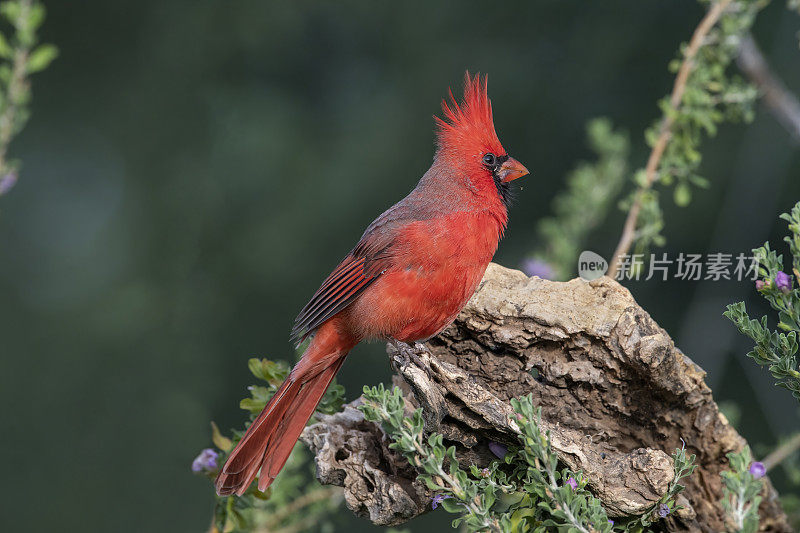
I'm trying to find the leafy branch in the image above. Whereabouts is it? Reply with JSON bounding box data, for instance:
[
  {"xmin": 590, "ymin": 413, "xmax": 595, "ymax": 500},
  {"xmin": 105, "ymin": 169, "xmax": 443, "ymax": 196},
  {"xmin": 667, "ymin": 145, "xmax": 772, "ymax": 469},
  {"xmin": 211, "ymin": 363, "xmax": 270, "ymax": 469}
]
[
  {"xmin": 725, "ymin": 201, "xmax": 800, "ymax": 400},
  {"xmin": 0, "ymin": 0, "xmax": 57, "ymax": 197},
  {"xmin": 508, "ymin": 395, "xmax": 612, "ymax": 532},
  {"xmin": 721, "ymin": 447, "xmax": 765, "ymax": 533},
  {"xmin": 609, "ymin": 0, "xmax": 764, "ymax": 277}
]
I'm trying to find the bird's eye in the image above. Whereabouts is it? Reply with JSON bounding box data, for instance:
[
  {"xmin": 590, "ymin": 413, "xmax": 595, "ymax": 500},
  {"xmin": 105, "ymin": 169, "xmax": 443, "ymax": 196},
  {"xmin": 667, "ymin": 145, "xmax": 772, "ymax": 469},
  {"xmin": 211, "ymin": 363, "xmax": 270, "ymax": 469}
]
[{"xmin": 483, "ymin": 153, "xmax": 496, "ymax": 166}]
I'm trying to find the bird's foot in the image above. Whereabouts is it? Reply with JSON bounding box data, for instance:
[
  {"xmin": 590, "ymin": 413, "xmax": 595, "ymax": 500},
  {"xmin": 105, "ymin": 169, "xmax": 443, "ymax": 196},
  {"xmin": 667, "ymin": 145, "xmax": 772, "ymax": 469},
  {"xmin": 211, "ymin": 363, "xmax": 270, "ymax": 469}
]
[
  {"xmin": 390, "ymin": 339, "xmax": 435, "ymax": 381},
  {"xmin": 412, "ymin": 341, "xmax": 428, "ymax": 353}
]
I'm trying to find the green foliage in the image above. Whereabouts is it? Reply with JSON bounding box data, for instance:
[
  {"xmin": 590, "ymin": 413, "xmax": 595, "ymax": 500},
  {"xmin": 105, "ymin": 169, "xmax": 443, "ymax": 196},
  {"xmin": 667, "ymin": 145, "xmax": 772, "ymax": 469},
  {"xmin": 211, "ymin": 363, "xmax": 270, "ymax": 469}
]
[
  {"xmin": 533, "ymin": 118, "xmax": 629, "ymax": 280},
  {"xmin": 201, "ymin": 356, "xmax": 345, "ymax": 533},
  {"xmin": 626, "ymin": 0, "xmax": 764, "ymax": 256},
  {"xmin": 725, "ymin": 300, "xmax": 800, "ymax": 398},
  {"xmin": 360, "ymin": 384, "xmax": 507, "ymax": 531},
  {"xmin": 508, "ymin": 395, "xmax": 612, "ymax": 532},
  {"xmin": 0, "ymin": 0, "xmax": 56, "ymax": 194},
  {"xmin": 720, "ymin": 447, "xmax": 764, "ymax": 533},
  {"xmin": 724, "ymin": 201, "xmax": 800, "ymax": 400},
  {"xmin": 360, "ymin": 386, "xmax": 696, "ymax": 533}
]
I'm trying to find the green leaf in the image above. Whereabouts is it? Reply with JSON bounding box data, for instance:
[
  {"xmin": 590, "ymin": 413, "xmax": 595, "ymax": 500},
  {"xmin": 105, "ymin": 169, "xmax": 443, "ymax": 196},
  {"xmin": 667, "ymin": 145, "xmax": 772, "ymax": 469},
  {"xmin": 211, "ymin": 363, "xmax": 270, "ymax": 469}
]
[
  {"xmin": 440, "ymin": 497, "xmax": 463, "ymax": 513},
  {"xmin": 247, "ymin": 358, "xmax": 289, "ymax": 385},
  {"xmin": 674, "ymin": 182, "xmax": 692, "ymax": 207},
  {"xmin": 0, "ymin": 2, "xmax": 20, "ymax": 25},
  {"xmin": 210, "ymin": 421, "xmax": 233, "ymax": 452},
  {"xmin": 27, "ymin": 4, "xmax": 45, "ymax": 31},
  {"xmin": 27, "ymin": 43, "xmax": 57, "ymax": 73},
  {"xmin": 240, "ymin": 385, "xmax": 271, "ymax": 415}
]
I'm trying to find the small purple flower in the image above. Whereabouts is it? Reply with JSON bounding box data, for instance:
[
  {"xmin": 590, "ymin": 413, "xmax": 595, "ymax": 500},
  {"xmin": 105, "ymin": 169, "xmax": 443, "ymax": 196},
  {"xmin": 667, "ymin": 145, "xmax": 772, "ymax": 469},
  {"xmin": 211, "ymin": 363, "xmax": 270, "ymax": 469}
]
[
  {"xmin": 0, "ymin": 172, "xmax": 17, "ymax": 196},
  {"xmin": 521, "ymin": 258, "xmax": 554, "ymax": 280},
  {"xmin": 480, "ymin": 467, "xmax": 491, "ymax": 478},
  {"xmin": 775, "ymin": 271, "xmax": 792, "ymax": 293},
  {"xmin": 608, "ymin": 520, "xmax": 614, "ymax": 525},
  {"xmin": 658, "ymin": 503, "xmax": 670, "ymax": 518},
  {"xmin": 431, "ymin": 493, "xmax": 452, "ymax": 510},
  {"xmin": 749, "ymin": 461, "xmax": 766, "ymax": 479},
  {"xmin": 566, "ymin": 477, "xmax": 578, "ymax": 490},
  {"xmin": 191, "ymin": 448, "xmax": 218, "ymax": 473},
  {"xmin": 755, "ymin": 280, "xmax": 765, "ymax": 291},
  {"xmin": 488, "ymin": 441, "xmax": 508, "ymax": 459}
]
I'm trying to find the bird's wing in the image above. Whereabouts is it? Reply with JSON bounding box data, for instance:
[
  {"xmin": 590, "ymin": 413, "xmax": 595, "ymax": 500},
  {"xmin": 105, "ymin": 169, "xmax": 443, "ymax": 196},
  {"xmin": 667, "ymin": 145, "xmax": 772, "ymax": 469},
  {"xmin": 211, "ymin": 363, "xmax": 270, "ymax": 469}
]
[{"xmin": 291, "ymin": 222, "xmax": 396, "ymax": 343}]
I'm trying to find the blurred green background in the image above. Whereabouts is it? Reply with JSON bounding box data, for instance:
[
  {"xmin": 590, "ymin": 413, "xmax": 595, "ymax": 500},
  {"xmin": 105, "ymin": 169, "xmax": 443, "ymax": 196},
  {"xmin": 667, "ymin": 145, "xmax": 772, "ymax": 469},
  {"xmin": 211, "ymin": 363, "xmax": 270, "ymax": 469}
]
[{"xmin": 1, "ymin": 1, "xmax": 799, "ymax": 531}]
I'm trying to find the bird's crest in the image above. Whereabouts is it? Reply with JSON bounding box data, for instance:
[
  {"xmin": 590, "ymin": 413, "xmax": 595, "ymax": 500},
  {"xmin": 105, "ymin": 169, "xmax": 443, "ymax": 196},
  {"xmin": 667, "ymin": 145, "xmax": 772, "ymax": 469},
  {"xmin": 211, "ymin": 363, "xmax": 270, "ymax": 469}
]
[{"xmin": 435, "ymin": 72, "xmax": 504, "ymax": 158}]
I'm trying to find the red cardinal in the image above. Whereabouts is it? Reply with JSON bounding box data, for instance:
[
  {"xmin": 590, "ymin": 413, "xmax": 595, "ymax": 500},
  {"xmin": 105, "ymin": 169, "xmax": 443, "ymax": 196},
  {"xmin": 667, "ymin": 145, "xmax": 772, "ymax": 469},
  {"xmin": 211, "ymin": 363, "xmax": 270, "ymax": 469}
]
[{"xmin": 215, "ymin": 72, "xmax": 528, "ymax": 496}]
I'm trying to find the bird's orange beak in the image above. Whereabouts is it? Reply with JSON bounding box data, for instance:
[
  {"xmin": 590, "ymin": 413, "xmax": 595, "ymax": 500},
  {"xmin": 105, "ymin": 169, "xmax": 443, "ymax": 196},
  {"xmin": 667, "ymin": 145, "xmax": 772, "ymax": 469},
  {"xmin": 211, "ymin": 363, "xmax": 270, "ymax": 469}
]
[{"xmin": 498, "ymin": 157, "xmax": 529, "ymax": 182}]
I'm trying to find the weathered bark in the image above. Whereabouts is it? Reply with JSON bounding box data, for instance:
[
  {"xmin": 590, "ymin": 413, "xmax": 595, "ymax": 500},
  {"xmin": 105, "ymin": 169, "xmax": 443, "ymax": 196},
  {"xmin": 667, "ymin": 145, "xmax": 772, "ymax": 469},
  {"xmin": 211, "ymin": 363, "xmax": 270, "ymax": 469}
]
[{"xmin": 301, "ymin": 263, "xmax": 790, "ymax": 531}]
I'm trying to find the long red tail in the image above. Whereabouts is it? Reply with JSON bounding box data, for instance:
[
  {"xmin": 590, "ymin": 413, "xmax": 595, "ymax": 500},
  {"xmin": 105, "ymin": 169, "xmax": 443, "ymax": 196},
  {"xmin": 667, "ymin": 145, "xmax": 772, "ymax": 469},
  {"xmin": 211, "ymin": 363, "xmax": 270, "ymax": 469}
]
[{"xmin": 215, "ymin": 320, "xmax": 355, "ymax": 496}]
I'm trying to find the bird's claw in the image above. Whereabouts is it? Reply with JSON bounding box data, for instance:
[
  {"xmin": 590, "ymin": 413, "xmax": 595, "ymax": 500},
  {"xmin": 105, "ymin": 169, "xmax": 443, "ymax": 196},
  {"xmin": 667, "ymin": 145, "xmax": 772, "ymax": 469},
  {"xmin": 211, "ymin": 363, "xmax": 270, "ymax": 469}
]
[{"xmin": 390, "ymin": 340, "xmax": 435, "ymax": 382}]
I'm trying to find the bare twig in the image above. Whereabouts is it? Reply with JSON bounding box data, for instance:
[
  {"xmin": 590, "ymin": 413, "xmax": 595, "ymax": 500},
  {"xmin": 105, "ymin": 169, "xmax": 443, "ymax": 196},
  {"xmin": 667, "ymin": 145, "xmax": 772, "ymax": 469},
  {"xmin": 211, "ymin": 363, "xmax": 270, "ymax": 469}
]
[
  {"xmin": 737, "ymin": 33, "xmax": 800, "ymax": 144},
  {"xmin": 608, "ymin": 0, "xmax": 733, "ymax": 278},
  {"xmin": 763, "ymin": 432, "xmax": 800, "ymax": 472}
]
